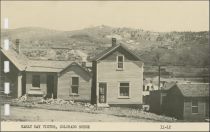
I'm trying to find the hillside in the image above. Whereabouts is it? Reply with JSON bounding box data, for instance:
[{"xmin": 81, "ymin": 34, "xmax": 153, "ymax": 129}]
[{"xmin": 1, "ymin": 26, "xmax": 209, "ymax": 66}]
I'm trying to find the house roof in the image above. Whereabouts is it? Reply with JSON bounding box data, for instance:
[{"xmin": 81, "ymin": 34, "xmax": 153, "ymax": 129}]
[
  {"xmin": 1, "ymin": 48, "xmax": 73, "ymax": 73},
  {"xmin": 176, "ymin": 83, "xmax": 209, "ymax": 97},
  {"xmin": 26, "ymin": 60, "xmax": 72, "ymax": 72},
  {"xmin": 0, "ymin": 48, "xmax": 28, "ymax": 71},
  {"xmin": 162, "ymin": 82, "xmax": 176, "ymax": 90},
  {"xmin": 92, "ymin": 43, "xmax": 142, "ymax": 61},
  {"xmin": 60, "ymin": 61, "xmax": 91, "ymax": 76}
]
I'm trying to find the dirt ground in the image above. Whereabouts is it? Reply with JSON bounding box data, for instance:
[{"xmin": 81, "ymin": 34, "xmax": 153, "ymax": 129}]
[{"xmin": 1, "ymin": 106, "xmax": 153, "ymax": 122}]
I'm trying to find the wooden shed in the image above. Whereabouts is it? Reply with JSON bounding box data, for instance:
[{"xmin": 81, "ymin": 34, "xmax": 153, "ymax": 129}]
[{"xmin": 163, "ymin": 83, "xmax": 209, "ymax": 121}]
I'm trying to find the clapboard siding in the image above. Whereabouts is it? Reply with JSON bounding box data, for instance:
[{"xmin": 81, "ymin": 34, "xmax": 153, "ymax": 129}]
[
  {"xmin": 97, "ymin": 60, "xmax": 143, "ymax": 104},
  {"xmin": 26, "ymin": 72, "xmax": 47, "ymax": 94},
  {"xmin": 183, "ymin": 98, "xmax": 208, "ymax": 121},
  {"xmin": 163, "ymin": 85, "xmax": 209, "ymax": 121},
  {"xmin": 0, "ymin": 53, "xmax": 22, "ymax": 98},
  {"xmin": 57, "ymin": 65, "xmax": 91, "ymax": 102},
  {"xmin": 163, "ymin": 86, "xmax": 184, "ymax": 119}
]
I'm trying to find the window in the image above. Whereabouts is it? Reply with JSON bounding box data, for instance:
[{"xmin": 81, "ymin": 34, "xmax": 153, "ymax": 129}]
[
  {"xmin": 119, "ymin": 83, "xmax": 129, "ymax": 97},
  {"xmin": 192, "ymin": 99, "xmax": 198, "ymax": 114},
  {"xmin": 146, "ymin": 86, "xmax": 150, "ymax": 91},
  {"xmin": 99, "ymin": 83, "xmax": 107, "ymax": 103},
  {"xmin": 32, "ymin": 75, "xmax": 40, "ymax": 87},
  {"xmin": 71, "ymin": 77, "xmax": 79, "ymax": 94},
  {"xmin": 117, "ymin": 55, "xmax": 124, "ymax": 70},
  {"xmin": 143, "ymin": 85, "xmax": 145, "ymax": 91}
]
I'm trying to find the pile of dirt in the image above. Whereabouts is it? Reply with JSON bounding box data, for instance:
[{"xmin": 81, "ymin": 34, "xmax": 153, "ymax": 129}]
[
  {"xmin": 13, "ymin": 94, "xmax": 27, "ymax": 102},
  {"xmin": 37, "ymin": 98, "xmax": 95, "ymax": 108},
  {"xmin": 38, "ymin": 98, "xmax": 71, "ymax": 105}
]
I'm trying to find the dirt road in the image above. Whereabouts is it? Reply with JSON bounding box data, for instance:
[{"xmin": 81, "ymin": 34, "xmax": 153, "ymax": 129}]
[{"xmin": 1, "ymin": 106, "xmax": 152, "ymax": 122}]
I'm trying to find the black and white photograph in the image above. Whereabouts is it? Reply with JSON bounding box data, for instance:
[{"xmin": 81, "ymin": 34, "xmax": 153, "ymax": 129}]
[{"xmin": 0, "ymin": 1, "xmax": 209, "ymax": 131}]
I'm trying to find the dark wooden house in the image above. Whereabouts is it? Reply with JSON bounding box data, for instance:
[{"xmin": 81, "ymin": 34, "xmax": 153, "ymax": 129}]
[
  {"xmin": 149, "ymin": 82, "xmax": 176, "ymax": 114},
  {"xmin": 163, "ymin": 83, "xmax": 209, "ymax": 121}
]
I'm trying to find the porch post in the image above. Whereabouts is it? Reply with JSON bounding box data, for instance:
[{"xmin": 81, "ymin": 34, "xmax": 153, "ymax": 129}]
[{"xmin": 17, "ymin": 72, "xmax": 22, "ymax": 97}]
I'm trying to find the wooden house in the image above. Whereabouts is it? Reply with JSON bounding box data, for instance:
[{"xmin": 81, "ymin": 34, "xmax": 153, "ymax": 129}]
[
  {"xmin": 25, "ymin": 60, "xmax": 70, "ymax": 98},
  {"xmin": 0, "ymin": 48, "xmax": 27, "ymax": 98},
  {"xmin": 91, "ymin": 38, "xmax": 144, "ymax": 107},
  {"xmin": 57, "ymin": 62, "xmax": 92, "ymax": 102},
  {"xmin": 163, "ymin": 83, "xmax": 209, "ymax": 121},
  {"xmin": 1, "ymin": 44, "xmax": 92, "ymax": 102}
]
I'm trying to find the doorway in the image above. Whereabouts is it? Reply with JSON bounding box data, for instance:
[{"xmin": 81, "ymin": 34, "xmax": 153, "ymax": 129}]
[
  {"xmin": 99, "ymin": 83, "xmax": 107, "ymax": 103},
  {"xmin": 47, "ymin": 75, "xmax": 54, "ymax": 98}
]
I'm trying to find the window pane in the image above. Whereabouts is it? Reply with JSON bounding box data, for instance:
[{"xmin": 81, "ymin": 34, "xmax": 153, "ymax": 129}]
[
  {"xmin": 99, "ymin": 83, "xmax": 106, "ymax": 88},
  {"xmin": 146, "ymin": 86, "xmax": 150, "ymax": 91},
  {"xmin": 192, "ymin": 107, "xmax": 198, "ymax": 113},
  {"xmin": 72, "ymin": 86, "xmax": 78, "ymax": 94},
  {"xmin": 99, "ymin": 95, "xmax": 105, "ymax": 103},
  {"xmin": 118, "ymin": 56, "xmax": 123, "ymax": 62},
  {"xmin": 192, "ymin": 99, "xmax": 198, "ymax": 106},
  {"xmin": 72, "ymin": 77, "xmax": 79, "ymax": 85},
  {"xmin": 120, "ymin": 87, "xmax": 129, "ymax": 96},
  {"xmin": 32, "ymin": 75, "xmax": 40, "ymax": 87},
  {"xmin": 99, "ymin": 87, "xmax": 105, "ymax": 94},
  {"xmin": 120, "ymin": 83, "xmax": 129, "ymax": 87}
]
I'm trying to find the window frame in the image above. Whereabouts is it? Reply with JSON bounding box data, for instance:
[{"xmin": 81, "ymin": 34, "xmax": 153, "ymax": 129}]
[
  {"xmin": 116, "ymin": 55, "xmax": 124, "ymax": 70},
  {"xmin": 71, "ymin": 76, "xmax": 79, "ymax": 95},
  {"xmin": 191, "ymin": 99, "xmax": 199, "ymax": 114},
  {"xmin": 32, "ymin": 75, "xmax": 40, "ymax": 88},
  {"xmin": 118, "ymin": 82, "xmax": 130, "ymax": 98}
]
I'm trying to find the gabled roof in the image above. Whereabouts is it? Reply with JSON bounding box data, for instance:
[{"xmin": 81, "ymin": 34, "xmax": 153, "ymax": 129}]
[
  {"xmin": 92, "ymin": 44, "xmax": 142, "ymax": 61},
  {"xmin": 60, "ymin": 62, "xmax": 91, "ymax": 76},
  {"xmin": 1, "ymin": 48, "xmax": 73, "ymax": 73},
  {"xmin": 176, "ymin": 83, "xmax": 209, "ymax": 97},
  {"xmin": 1, "ymin": 48, "xmax": 28, "ymax": 71},
  {"xmin": 162, "ymin": 82, "xmax": 176, "ymax": 90}
]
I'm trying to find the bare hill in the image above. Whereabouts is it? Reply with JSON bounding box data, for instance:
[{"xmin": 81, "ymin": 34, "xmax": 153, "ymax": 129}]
[{"xmin": 1, "ymin": 26, "xmax": 209, "ymax": 66}]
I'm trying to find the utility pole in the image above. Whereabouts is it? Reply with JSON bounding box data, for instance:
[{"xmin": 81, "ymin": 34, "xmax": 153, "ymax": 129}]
[{"xmin": 158, "ymin": 65, "xmax": 161, "ymax": 90}]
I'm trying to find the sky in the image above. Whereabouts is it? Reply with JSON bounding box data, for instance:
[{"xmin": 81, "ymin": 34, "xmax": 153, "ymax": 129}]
[{"xmin": 1, "ymin": 1, "xmax": 209, "ymax": 32}]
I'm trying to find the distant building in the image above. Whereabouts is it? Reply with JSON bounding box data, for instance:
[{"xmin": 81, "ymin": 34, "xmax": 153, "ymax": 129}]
[
  {"xmin": 163, "ymin": 83, "xmax": 209, "ymax": 121},
  {"xmin": 91, "ymin": 38, "xmax": 144, "ymax": 107},
  {"xmin": 142, "ymin": 79, "xmax": 160, "ymax": 107}
]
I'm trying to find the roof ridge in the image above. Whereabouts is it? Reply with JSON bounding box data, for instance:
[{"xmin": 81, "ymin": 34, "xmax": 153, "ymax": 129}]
[{"xmin": 92, "ymin": 43, "xmax": 142, "ymax": 61}]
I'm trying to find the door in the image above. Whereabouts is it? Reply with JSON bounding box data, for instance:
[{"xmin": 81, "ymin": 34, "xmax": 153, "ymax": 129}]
[
  {"xmin": 47, "ymin": 75, "xmax": 54, "ymax": 98},
  {"xmin": 99, "ymin": 83, "xmax": 107, "ymax": 103}
]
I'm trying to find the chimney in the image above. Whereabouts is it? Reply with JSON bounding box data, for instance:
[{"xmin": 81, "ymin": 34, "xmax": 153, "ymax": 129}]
[
  {"xmin": 112, "ymin": 38, "xmax": 116, "ymax": 47},
  {"xmin": 15, "ymin": 39, "xmax": 20, "ymax": 53},
  {"xmin": 81, "ymin": 61, "xmax": 86, "ymax": 67},
  {"xmin": 81, "ymin": 56, "xmax": 87, "ymax": 67}
]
